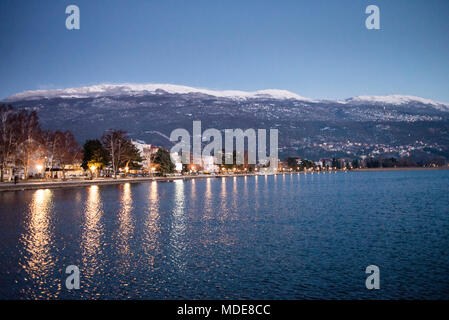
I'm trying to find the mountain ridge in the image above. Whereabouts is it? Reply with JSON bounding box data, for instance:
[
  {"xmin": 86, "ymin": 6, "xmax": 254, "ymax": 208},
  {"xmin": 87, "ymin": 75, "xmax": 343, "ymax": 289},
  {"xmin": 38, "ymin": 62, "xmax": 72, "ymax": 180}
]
[
  {"xmin": 3, "ymin": 83, "xmax": 310, "ymax": 102},
  {"xmin": 4, "ymin": 83, "xmax": 449, "ymax": 161},
  {"xmin": 3, "ymin": 83, "xmax": 449, "ymax": 111}
]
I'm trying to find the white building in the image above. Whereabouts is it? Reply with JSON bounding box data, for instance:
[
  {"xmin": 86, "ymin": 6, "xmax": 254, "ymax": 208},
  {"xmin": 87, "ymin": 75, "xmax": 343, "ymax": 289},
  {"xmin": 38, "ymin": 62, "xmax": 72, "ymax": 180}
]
[
  {"xmin": 202, "ymin": 155, "xmax": 218, "ymax": 173},
  {"xmin": 131, "ymin": 139, "xmax": 156, "ymax": 172}
]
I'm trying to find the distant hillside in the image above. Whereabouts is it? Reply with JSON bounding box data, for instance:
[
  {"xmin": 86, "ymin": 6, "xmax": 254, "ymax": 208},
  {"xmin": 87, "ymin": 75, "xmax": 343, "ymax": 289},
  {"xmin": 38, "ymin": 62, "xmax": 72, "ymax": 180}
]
[{"xmin": 4, "ymin": 83, "xmax": 449, "ymax": 161}]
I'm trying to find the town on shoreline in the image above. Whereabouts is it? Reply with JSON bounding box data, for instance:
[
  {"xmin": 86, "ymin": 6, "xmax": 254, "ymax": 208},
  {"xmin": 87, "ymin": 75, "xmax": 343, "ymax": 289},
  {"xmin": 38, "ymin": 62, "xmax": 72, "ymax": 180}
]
[
  {"xmin": 1, "ymin": 104, "xmax": 448, "ymax": 190},
  {"xmin": 1, "ymin": 166, "xmax": 448, "ymax": 192}
]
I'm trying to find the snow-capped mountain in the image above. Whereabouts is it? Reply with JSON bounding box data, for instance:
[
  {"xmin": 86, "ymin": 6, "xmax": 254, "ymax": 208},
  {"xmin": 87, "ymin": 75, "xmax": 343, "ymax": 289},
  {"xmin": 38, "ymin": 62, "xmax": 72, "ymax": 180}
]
[
  {"xmin": 4, "ymin": 83, "xmax": 311, "ymax": 102},
  {"xmin": 342, "ymin": 95, "xmax": 449, "ymax": 111},
  {"xmin": 3, "ymin": 83, "xmax": 449, "ymax": 161},
  {"xmin": 5, "ymin": 83, "xmax": 449, "ymax": 110}
]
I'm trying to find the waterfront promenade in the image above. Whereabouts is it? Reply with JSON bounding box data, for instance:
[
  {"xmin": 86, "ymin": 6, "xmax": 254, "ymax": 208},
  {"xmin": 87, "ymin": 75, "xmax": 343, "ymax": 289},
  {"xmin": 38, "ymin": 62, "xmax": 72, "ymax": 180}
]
[
  {"xmin": 0, "ymin": 173, "xmax": 259, "ymax": 192},
  {"xmin": 1, "ymin": 166, "xmax": 448, "ymax": 192}
]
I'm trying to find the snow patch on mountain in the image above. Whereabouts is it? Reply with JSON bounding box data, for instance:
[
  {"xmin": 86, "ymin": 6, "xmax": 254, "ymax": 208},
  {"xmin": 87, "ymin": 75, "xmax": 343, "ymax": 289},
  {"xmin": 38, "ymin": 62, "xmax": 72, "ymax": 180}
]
[
  {"xmin": 4, "ymin": 84, "xmax": 449, "ymax": 112},
  {"xmin": 344, "ymin": 95, "xmax": 449, "ymax": 110},
  {"xmin": 4, "ymin": 83, "xmax": 311, "ymax": 102}
]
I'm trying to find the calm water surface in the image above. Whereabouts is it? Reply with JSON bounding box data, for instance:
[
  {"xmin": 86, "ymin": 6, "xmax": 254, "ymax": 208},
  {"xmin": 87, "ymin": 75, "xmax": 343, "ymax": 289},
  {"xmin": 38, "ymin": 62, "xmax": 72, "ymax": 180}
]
[{"xmin": 0, "ymin": 170, "xmax": 448, "ymax": 299}]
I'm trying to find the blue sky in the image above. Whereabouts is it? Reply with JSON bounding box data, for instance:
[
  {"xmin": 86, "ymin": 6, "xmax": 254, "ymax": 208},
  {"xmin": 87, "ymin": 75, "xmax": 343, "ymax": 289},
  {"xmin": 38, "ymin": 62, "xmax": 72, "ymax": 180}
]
[{"xmin": 1, "ymin": 0, "xmax": 448, "ymax": 102}]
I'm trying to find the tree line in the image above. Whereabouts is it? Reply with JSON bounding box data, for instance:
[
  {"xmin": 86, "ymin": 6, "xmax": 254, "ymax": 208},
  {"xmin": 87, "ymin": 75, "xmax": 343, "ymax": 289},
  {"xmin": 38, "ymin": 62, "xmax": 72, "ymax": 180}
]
[
  {"xmin": 0, "ymin": 104, "xmax": 173, "ymax": 182},
  {"xmin": 81, "ymin": 130, "xmax": 144, "ymax": 179},
  {"xmin": 81, "ymin": 131, "xmax": 176, "ymax": 178},
  {"xmin": 283, "ymin": 155, "xmax": 446, "ymax": 171},
  {"xmin": 0, "ymin": 105, "xmax": 81, "ymax": 181}
]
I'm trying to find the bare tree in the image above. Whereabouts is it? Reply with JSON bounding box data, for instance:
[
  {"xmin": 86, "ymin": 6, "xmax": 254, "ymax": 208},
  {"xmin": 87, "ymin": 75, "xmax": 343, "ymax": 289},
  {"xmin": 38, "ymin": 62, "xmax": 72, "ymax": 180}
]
[
  {"xmin": 102, "ymin": 130, "xmax": 127, "ymax": 178},
  {"xmin": 102, "ymin": 130, "xmax": 141, "ymax": 178},
  {"xmin": 41, "ymin": 130, "xmax": 58, "ymax": 179},
  {"xmin": 0, "ymin": 105, "xmax": 19, "ymax": 182},
  {"xmin": 53, "ymin": 130, "xmax": 82, "ymax": 179},
  {"xmin": 16, "ymin": 110, "xmax": 42, "ymax": 180}
]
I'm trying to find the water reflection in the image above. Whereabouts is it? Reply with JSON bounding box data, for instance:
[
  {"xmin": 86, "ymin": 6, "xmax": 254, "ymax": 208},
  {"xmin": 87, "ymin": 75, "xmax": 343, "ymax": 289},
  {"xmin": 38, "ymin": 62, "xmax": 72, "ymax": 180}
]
[
  {"xmin": 231, "ymin": 176, "xmax": 238, "ymax": 213},
  {"xmin": 219, "ymin": 177, "xmax": 228, "ymax": 221},
  {"xmin": 254, "ymin": 175, "xmax": 259, "ymax": 210},
  {"xmin": 170, "ymin": 180, "xmax": 187, "ymax": 272},
  {"xmin": 20, "ymin": 189, "xmax": 59, "ymax": 298},
  {"xmin": 190, "ymin": 179, "xmax": 196, "ymax": 200},
  {"xmin": 221, "ymin": 177, "xmax": 227, "ymax": 197},
  {"xmin": 82, "ymin": 185, "xmax": 104, "ymax": 279},
  {"xmin": 203, "ymin": 178, "xmax": 213, "ymax": 219},
  {"xmin": 143, "ymin": 181, "xmax": 160, "ymax": 266},
  {"xmin": 118, "ymin": 183, "xmax": 134, "ymax": 260},
  {"xmin": 2, "ymin": 170, "xmax": 448, "ymax": 299},
  {"xmin": 243, "ymin": 176, "xmax": 249, "ymax": 198},
  {"xmin": 263, "ymin": 175, "xmax": 270, "ymax": 200}
]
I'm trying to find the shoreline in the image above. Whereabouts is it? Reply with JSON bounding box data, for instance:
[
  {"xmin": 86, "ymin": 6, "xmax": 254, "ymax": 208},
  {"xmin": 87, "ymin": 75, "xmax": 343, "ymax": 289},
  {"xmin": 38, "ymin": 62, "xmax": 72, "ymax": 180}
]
[
  {"xmin": 0, "ymin": 167, "xmax": 448, "ymax": 192},
  {"xmin": 351, "ymin": 166, "xmax": 449, "ymax": 172},
  {"xmin": 0, "ymin": 174, "xmax": 258, "ymax": 192}
]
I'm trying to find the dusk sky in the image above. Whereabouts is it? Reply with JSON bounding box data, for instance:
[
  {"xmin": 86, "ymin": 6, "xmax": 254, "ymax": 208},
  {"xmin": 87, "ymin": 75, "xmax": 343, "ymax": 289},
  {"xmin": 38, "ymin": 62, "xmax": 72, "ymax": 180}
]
[{"xmin": 1, "ymin": 0, "xmax": 448, "ymax": 102}]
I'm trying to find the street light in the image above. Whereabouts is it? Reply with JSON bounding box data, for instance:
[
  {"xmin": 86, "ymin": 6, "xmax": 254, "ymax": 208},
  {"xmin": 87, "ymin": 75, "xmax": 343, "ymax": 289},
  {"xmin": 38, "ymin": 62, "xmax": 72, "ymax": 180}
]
[
  {"xmin": 36, "ymin": 164, "xmax": 43, "ymax": 179},
  {"xmin": 90, "ymin": 165, "xmax": 96, "ymax": 179}
]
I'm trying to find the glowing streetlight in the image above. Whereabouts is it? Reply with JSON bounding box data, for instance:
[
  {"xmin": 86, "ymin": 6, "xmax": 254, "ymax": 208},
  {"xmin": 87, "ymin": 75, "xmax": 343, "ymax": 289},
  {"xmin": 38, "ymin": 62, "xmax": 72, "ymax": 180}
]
[
  {"xmin": 90, "ymin": 165, "xmax": 96, "ymax": 179},
  {"xmin": 36, "ymin": 164, "xmax": 43, "ymax": 178}
]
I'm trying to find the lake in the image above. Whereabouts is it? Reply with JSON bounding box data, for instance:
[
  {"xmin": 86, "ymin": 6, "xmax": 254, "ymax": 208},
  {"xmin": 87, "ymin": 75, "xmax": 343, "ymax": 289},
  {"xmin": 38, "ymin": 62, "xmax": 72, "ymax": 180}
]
[{"xmin": 0, "ymin": 170, "xmax": 448, "ymax": 299}]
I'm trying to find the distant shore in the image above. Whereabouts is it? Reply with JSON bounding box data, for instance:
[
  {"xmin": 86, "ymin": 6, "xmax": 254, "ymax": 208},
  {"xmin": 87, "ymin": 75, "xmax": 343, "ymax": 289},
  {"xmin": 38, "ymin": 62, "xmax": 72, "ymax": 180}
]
[
  {"xmin": 1, "ymin": 167, "xmax": 448, "ymax": 192},
  {"xmin": 351, "ymin": 166, "xmax": 449, "ymax": 172}
]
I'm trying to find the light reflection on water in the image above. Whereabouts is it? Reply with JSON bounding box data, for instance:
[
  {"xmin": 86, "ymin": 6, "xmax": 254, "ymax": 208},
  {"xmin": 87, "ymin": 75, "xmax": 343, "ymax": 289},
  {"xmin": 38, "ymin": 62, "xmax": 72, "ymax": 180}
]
[
  {"xmin": 118, "ymin": 183, "xmax": 134, "ymax": 259},
  {"xmin": 82, "ymin": 185, "xmax": 104, "ymax": 285},
  {"xmin": 190, "ymin": 179, "xmax": 196, "ymax": 200},
  {"xmin": 143, "ymin": 181, "xmax": 160, "ymax": 267},
  {"xmin": 1, "ymin": 170, "xmax": 449, "ymax": 299},
  {"xmin": 169, "ymin": 180, "xmax": 187, "ymax": 273},
  {"xmin": 219, "ymin": 177, "xmax": 227, "ymax": 222},
  {"xmin": 19, "ymin": 189, "xmax": 60, "ymax": 299},
  {"xmin": 203, "ymin": 178, "xmax": 213, "ymax": 220}
]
